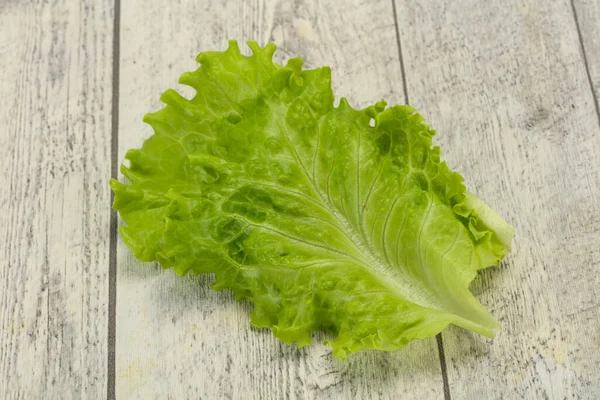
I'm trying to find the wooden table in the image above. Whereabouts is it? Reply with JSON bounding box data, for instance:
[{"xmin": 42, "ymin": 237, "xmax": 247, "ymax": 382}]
[{"xmin": 2, "ymin": 0, "xmax": 599, "ymax": 399}]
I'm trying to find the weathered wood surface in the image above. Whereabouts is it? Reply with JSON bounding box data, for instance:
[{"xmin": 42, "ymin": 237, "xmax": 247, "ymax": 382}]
[
  {"xmin": 0, "ymin": 0, "xmax": 113, "ymax": 399},
  {"xmin": 394, "ymin": 0, "xmax": 600, "ymax": 398},
  {"xmin": 115, "ymin": 0, "xmax": 446, "ymax": 399},
  {"xmin": 2, "ymin": 0, "xmax": 600, "ymax": 399}
]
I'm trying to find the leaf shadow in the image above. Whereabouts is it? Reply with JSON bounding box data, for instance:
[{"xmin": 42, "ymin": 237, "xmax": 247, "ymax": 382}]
[
  {"xmin": 116, "ymin": 242, "xmax": 508, "ymax": 395},
  {"xmin": 120, "ymin": 258, "xmax": 445, "ymax": 395}
]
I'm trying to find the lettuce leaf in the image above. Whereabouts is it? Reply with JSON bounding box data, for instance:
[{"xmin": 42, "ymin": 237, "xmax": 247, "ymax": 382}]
[{"xmin": 111, "ymin": 41, "xmax": 514, "ymax": 358}]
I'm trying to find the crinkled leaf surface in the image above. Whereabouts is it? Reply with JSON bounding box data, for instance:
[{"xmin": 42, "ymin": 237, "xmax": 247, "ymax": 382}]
[{"xmin": 111, "ymin": 41, "xmax": 514, "ymax": 358}]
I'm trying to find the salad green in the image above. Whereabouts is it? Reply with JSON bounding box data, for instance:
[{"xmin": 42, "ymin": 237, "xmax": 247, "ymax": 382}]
[{"xmin": 111, "ymin": 41, "xmax": 514, "ymax": 358}]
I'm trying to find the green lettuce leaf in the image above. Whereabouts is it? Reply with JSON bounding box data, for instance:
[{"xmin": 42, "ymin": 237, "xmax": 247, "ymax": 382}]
[{"xmin": 111, "ymin": 41, "xmax": 514, "ymax": 358}]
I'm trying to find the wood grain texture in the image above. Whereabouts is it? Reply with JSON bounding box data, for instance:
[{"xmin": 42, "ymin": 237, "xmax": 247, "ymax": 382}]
[
  {"xmin": 394, "ymin": 0, "xmax": 600, "ymax": 398},
  {"xmin": 0, "ymin": 0, "xmax": 113, "ymax": 399},
  {"xmin": 115, "ymin": 0, "xmax": 446, "ymax": 399}
]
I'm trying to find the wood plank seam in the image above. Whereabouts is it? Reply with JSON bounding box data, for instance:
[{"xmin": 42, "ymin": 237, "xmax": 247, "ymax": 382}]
[
  {"xmin": 436, "ymin": 335, "xmax": 451, "ymax": 400},
  {"xmin": 571, "ymin": 0, "xmax": 600, "ymax": 130},
  {"xmin": 391, "ymin": 0, "xmax": 410, "ymax": 105},
  {"xmin": 391, "ymin": 0, "xmax": 451, "ymax": 399},
  {"xmin": 108, "ymin": 0, "xmax": 122, "ymax": 399}
]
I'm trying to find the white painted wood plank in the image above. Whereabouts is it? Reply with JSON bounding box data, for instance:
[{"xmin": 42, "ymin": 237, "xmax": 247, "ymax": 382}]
[
  {"xmin": 0, "ymin": 0, "xmax": 113, "ymax": 398},
  {"xmin": 116, "ymin": 0, "xmax": 445, "ymax": 399},
  {"xmin": 394, "ymin": 0, "xmax": 600, "ymax": 398}
]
